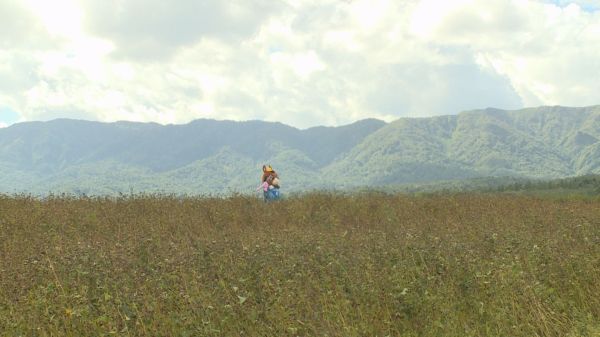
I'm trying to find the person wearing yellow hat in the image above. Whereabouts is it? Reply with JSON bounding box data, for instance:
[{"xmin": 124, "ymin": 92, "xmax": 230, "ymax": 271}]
[{"xmin": 261, "ymin": 164, "xmax": 280, "ymax": 201}]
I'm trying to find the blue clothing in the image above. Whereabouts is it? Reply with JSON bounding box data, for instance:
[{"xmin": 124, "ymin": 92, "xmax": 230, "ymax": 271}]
[{"xmin": 264, "ymin": 188, "xmax": 281, "ymax": 202}]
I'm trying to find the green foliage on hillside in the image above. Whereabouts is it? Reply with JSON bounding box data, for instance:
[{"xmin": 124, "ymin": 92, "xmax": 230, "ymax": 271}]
[
  {"xmin": 0, "ymin": 118, "xmax": 384, "ymax": 195},
  {"xmin": 1, "ymin": 105, "xmax": 600, "ymax": 195},
  {"xmin": 326, "ymin": 106, "xmax": 600, "ymax": 186}
]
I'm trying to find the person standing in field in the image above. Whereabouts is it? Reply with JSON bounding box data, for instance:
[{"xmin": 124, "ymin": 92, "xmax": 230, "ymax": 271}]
[{"xmin": 260, "ymin": 164, "xmax": 281, "ymax": 201}]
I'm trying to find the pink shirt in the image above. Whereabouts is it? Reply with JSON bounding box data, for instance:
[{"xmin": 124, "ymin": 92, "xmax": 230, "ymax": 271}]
[{"xmin": 256, "ymin": 181, "xmax": 269, "ymax": 192}]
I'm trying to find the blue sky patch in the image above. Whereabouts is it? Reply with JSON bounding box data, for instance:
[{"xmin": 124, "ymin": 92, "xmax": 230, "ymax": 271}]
[
  {"xmin": 543, "ymin": 0, "xmax": 600, "ymax": 11},
  {"xmin": 0, "ymin": 107, "xmax": 20, "ymax": 125}
]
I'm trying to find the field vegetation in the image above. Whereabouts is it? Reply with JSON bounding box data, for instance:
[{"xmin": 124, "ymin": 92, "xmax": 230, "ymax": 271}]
[{"xmin": 1, "ymin": 192, "xmax": 599, "ymax": 336}]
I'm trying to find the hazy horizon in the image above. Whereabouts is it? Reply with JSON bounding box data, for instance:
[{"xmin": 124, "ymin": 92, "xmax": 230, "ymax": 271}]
[{"xmin": 3, "ymin": 104, "xmax": 600, "ymax": 131}]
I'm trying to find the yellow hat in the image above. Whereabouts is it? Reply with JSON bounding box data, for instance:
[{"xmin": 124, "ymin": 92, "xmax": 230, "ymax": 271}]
[{"xmin": 265, "ymin": 165, "xmax": 273, "ymax": 172}]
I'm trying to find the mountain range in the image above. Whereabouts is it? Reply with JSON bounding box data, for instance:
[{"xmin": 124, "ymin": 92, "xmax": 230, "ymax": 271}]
[{"xmin": 1, "ymin": 105, "xmax": 599, "ymax": 195}]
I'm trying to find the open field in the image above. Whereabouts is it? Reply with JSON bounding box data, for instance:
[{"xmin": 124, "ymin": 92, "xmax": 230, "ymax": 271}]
[{"xmin": 1, "ymin": 193, "xmax": 599, "ymax": 336}]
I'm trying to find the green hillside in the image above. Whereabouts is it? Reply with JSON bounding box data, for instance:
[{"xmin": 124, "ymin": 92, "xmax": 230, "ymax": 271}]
[
  {"xmin": 1, "ymin": 105, "xmax": 600, "ymax": 195},
  {"xmin": 0, "ymin": 118, "xmax": 384, "ymax": 194},
  {"xmin": 325, "ymin": 105, "xmax": 600, "ymax": 187}
]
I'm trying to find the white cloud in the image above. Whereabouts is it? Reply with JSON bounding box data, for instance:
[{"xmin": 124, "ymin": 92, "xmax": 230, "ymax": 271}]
[
  {"xmin": 0, "ymin": 122, "xmax": 7, "ymax": 128},
  {"xmin": 408, "ymin": 0, "xmax": 600, "ymax": 108},
  {"xmin": 22, "ymin": 0, "xmax": 83, "ymax": 39},
  {"xmin": 269, "ymin": 50, "xmax": 326, "ymax": 80},
  {"xmin": 1, "ymin": 0, "xmax": 599, "ymax": 128}
]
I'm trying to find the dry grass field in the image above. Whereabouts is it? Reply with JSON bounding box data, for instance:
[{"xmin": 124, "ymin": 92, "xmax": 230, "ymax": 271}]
[{"xmin": 1, "ymin": 193, "xmax": 599, "ymax": 336}]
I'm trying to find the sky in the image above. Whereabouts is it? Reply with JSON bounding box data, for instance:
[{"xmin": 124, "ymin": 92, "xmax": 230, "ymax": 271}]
[{"xmin": 0, "ymin": 0, "xmax": 599, "ymax": 128}]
